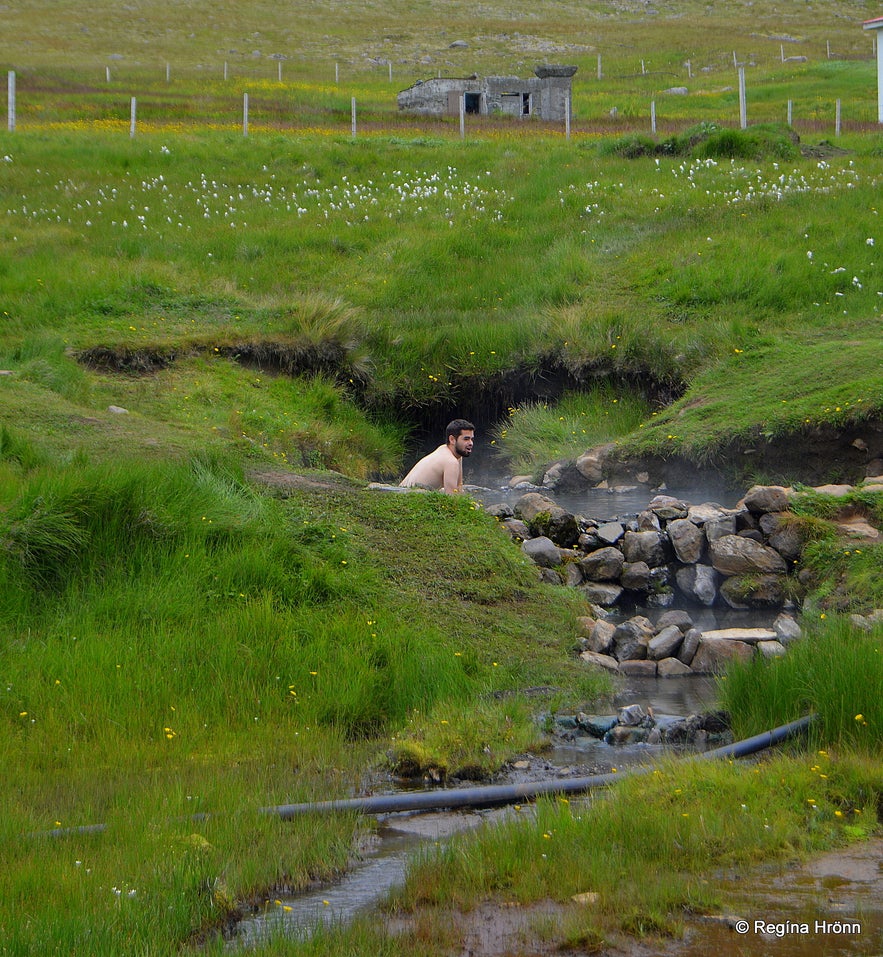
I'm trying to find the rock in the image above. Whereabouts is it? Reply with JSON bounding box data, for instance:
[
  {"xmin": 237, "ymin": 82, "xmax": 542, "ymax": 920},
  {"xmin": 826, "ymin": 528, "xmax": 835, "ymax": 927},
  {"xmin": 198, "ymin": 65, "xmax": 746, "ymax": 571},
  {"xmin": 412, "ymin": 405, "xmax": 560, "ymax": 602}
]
[
  {"xmin": 709, "ymin": 535, "xmax": 787, "ymax": 576},
  {"xmin": 521, "ymin": 536, "xmax": 562, "ymax": 568},
  {"xmin": 677, "ymin": 627, "xmax": 702, "ymax": 665},
  {"xmin": 622, "ymin": 529, "xmax": 667, "ymax": 567},
  {"xmin": 617, "ymin": 704, "xmax": 646, "ymax": 726},
  {"xmin": 108, "ymin": 405, "xmax": 129, "ymax": 414},
  {"xmin": 663, "ymin": 86, "xmax": 688, "ymax": 95},
  {"xmin": 596, "ymin": 521, "xmax": 625, "ymax": 545},
  {"xmin": 621, "ymin": 560, "xmax": 651, "ymax": 592},
  {"xmin": 759, "ymin": 512, "xmax": 804, "ymax": 562},
  {"xmin": 690, "ymin": 636, "xmax": 754, "ymax": 673},
  {"xmin": 705, "ymin": 515, "xmax": 737, "ymax": 543},
  {"xmin": 812, "ymin": 484, "xmax": 853, "ymax": 497},
  {"xmin": 647, "ymin": 495, "xmax": 689, "ymax": 520},
  {"xmin": 611, "ymin": 617, "xmax": 654, "ymax": 660},
  {"xmin": 773, "ymin": 613, "xmax": 802, "ymax": 644},
  {"xmin": 579, "ymin": 650, "xmax": 620, "ymax": 672},
  {"xmin": 719, "ymin": 574, "xmax": 786, "ymax": 609},
  {"xmin": 701, "ymin": 627, "xmax": 777, "ymax": 643},
  {"xmin": 538, "ymin": 567, "xmax": 561, "ymax": 584},
  {"xmin": 500, "ymin": 518, "xmax": 532, "ymax": 541},
  {"xmin": 586, "ymin": 619, "xmax": 616, "ymax": 655},
  {"xmin": 687, "ymin": 502, "xmax": 733, "ymax": 525},
  {"xmin": 655, "ymin": 609, "xmax": 694, "ymax": 632},
  {"xmin": 636, "ymin": 509, "xmax": 662, "ymax": 531},
  {"xmin": 757, "ymin": 639, "xmax": 787, "ymax": 658},
  {"xmin": 675, "ymin": 564, "xmax": 718, "ymax": 606},
  {"xmin": 485, "ymin": 502, "xmax": 514, "ymax": 519},
  {"xmin": 668, "ymin": 518, "xmax": 704, "ymax": 563},
  {"xmin": 571, "ymin": 891, "xmax": 600, "ymax": 905},
  {"xmin": 834, "ymin": 516, "xmax": 881, "ymax": 544},
  {"xmin": 514, "ymin": 492, "xmax": 579, "ymax": 547},
  {"xmin": 575, "ymin": 443, "xmax": 615, "ymax": 483},
  {"xmin": 742, "ymin": 485, "xmax": 791, "ymax": 514},
  {"xmin": 579, "ymin": 546, "xmax": 625, "ymax": 581},
  {"xmin": 563, "ymin": 562, "xmax": 584, "ymax": 587},
  {"xmin": 579, "ymin": 582, "xmax": 623, "ymax": 606},
  {"xmin": 648, "ymin": 624, "xmax": 684, "ymax": 660},
  {"xmin": 449, "ymin": 39, "xmax": 469, "ymax": 48},
  {"xmin": 658, "ymin": 657, "xmax": 693, "ymax": 676},
  {"xmin": 617, "ymin": 659, "xmax": 657, "ymax": 677}
]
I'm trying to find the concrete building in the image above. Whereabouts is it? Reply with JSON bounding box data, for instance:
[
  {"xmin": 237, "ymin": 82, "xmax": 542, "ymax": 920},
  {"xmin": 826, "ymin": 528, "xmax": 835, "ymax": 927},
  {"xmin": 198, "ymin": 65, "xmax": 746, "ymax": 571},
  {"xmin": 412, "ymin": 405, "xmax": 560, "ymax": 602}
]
[
  {"xmin": 397, "ymin": 64, "xmax": 576, "ymax": 121},
  {"xmin": 864, "ymin": 16, "xmax": 883, "ymax": 123}
]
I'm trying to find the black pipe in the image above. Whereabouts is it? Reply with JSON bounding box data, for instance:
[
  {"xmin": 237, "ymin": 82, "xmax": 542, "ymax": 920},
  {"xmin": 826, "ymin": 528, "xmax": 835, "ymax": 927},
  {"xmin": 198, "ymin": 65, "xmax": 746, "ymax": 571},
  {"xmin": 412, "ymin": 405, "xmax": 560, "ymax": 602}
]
[
  {"xmin": 36, "ymin": 715, "xmax": 816, "ymax": 838},
  {"xmin": 263, "ymin": 714, "xmax": 817, "ymax": 820}
]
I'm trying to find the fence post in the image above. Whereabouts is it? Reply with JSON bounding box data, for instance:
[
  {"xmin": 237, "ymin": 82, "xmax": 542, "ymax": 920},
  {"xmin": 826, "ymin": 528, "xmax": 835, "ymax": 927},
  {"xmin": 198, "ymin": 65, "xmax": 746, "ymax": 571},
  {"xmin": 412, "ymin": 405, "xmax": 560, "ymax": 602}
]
[
  {"xmin": 335, "ymin": 62, "xmax": 339, "ymax": 84},
  {"xmin": 351, "ymin": 96, "xmax": 357, "ymax": 137},
  {"xmin": 787, "ymin": 99, "xmax": 793, "ymax": 126},
  {"xmin": 459, "ymin": 94, "xmax": 465, "ymax": 139},
  {"xmin": 388, "ymin": 61, "xmax": 392, "ymax": 82},
  {"xmin": 651, "ymin": 100, "xmax": 656, "ymax": 134},
  {"xmin": 738, "ymin": 66, "xmax": 747, "ymax": 129},
  {"xmin": 780, "ymin": 44, "xmax": 785, "ymax": 63},
  {"xmin": 597, "ymin": 54, "xmax": 602, "ymax": 80},
  {"xmin": 835, "ymin": 98, "xmax": 841, "ymax": 136},
  {"xmin": 565, "ymin": 95, "xmax": 571, "ymax": 140},
  {"xmin": 166, "ymin": 62, "xmax": 170, "ymax": 83},
  {"xmin": 826, "ymin": 40, "xmax": 831, "ymax": 59},
  {"xmin": 641, "ymin": 59, "xmax": 646, "ymax": 75},
  {"xmin": 224, "ymin": 61, "xmax": 228, "ymax": 81},
  {"xmin": 686, "ymin": 59, "xmax": 692, "ymax": 79},
  {"xmin": 278, "ymin": 61, "xmax": 282, "ymax": 82},
  {"xmin": 106, "ymin": 66, "xmax": 111, "ymax": 83},
  {"xmin": 130, "ymin": 97, "xmax": 137, "ymax": 137},
  {"xmin": 733, "ymin": 50, "xmax": 738, "ymax": 70},
  {"xmin": 243, "ymin": 92, "xmax": 249, "ymax": 136},
  {"xmin": 7, "ymin": 71, "xmax": 15, "ymax": 133}
]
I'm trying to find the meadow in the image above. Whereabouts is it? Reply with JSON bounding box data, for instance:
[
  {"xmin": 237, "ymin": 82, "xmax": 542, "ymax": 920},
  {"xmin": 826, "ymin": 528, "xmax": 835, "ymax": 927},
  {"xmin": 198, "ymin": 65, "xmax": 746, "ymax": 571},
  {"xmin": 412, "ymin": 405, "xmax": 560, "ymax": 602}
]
[{"xmin": 2, "ymin": 0, "xmax": 883, "ymax": 953}]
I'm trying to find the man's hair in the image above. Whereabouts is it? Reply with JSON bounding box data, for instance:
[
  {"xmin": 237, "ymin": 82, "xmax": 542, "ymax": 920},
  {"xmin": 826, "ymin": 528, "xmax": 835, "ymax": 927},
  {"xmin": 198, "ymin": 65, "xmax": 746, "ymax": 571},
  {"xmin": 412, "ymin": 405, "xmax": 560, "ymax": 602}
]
[{"xmin": 446, "ymin": 418, "xmax": 475, "ymax": 441}]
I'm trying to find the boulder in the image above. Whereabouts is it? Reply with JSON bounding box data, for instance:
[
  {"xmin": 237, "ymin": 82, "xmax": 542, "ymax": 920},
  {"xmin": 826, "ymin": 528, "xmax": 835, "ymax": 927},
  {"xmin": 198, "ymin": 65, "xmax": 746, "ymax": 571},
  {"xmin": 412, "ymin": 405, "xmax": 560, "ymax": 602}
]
[
  {"xmin": 675, "ymin": 564, "xmax": 718, "ymax": 606},
  {"xmin": 621, "ymin": 560, "xmax": 651, "ymax": 592},
  {"xmin": 668, "ymin": 518, "xmax": 704, "ymax": 563},
  {"xmin": 773, "ymin": 613, "xmax": 802, "ymax": 645},
  {"xmin": 647, "ymin": 495, "xmax": 689, "ymax": 520},
  {"xmin": 757, "ymin": 639, "xmax": 787, "ymax": 659},
  {"xmin": 563, "ymin": 562, "xmax": 585, "ymax": 587},
  {"xmin": 514, "ymin": 492, "xmax": 579, "ymax": 547},
  {"xmin": 759, "ymin": 512, "xmax": 804, "ymax": 562},
  {"xmin": 658, "ymin": 657, "xmax": 693, "ymax": 676},
  {"xmin": 579, "ymin": 582, "xmax": 623, "ymax": 606},
  {"xmin": 521, "ymin": 536, "xmax": 562, "ymax": 568},
  {"xmin": 719, "ymin": 574, "xmax": 786, "ymax": 609},
  {"xmin": 596, "ymin": 521, "xmax": 625, "ymax": 545},
  {"xmin": 617, "ymin": 704, "xmax": 646, "ymax": 726},
  {"xmin": 709, "ymin": 535, "xmax": 787, "ymax": 576},
  {"xmin": 617, "ymin": 659, "xmax": 658, "ymax": 677},
  {"xmin": 655, "ymin": 609, "xmax": 694, "ymax": 633},
  {"xmin": 648, "ymin": 624, "xmax": 684, "ymax": 660},
  {"xmin": 500, "ymin": 518, "xmax": 531, "ymax": 541},
  {"xmin": 622, "ymin": 529, "xmax": 667, "ymax": 567},
  {"xmin": 575, "ymin": 443, "xmax": 615, "ymax": 483},
  {"xmin": 612, "ymin": 617, "xmax": 654, "ymax": 660},
  {"xmin": 677, "ymin": 627, "xmax": 702, "ymax": 665},
  {"xmin": 579, "ymin": 546, "xmax": 625, "ymax": 581},
  {"xmin": 579, "ymin": 650, "xmax": 620, "ymax": 672},
  {"xmin": 690, "ymin": 636, "xmax": 754, "ymax": 673},
  {"xmin": 705, "ymin": 514, "xmax": 737, "ymax": 543},
  {"xmin": 586, "ymin": 619, "xmax": 616, "ymax": 655},
  {"xmin": 700, "ymin": 627, "xmax": 777, "ymax": 644},
  {"xmin": 742, "ymin": 485, "xmax": 791, "ymax": 514}
]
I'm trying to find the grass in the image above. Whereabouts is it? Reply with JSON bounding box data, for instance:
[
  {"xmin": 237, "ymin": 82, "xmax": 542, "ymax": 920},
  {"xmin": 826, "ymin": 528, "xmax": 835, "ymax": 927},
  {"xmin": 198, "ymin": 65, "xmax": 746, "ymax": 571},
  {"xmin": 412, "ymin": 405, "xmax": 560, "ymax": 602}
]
[{"xmin": 1, "ymin": 1, "xmax": 883, "ymax": 952}]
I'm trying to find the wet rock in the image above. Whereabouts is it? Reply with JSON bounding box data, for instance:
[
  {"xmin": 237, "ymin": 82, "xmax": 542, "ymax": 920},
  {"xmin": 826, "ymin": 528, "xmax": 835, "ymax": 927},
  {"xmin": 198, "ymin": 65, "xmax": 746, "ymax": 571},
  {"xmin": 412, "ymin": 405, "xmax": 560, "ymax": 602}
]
[
  {"xmin": 576, "ymin": 713, "xmax": 618, "ymax": 737},
  {"xmin": 709, "ymin": 535, "xmax": 788, "ymax": 576},
  {"xmin": 636, "ymin": 509, "xmax": 662, "ymax": 531},
  {"xmin": 575, "ymin": 443, "xmax": 615, "ymax": 483},
  {"xmin": 538, "ymin": 567, "xmax": 561, "ymax": 584},
  {"xmin": 500, "ymin": 518, "xmax": 531, "ymax": 541},
  {"xmin": 618, "ymin": 704, "xmax": 646, "ymax": 726},
  {"xmin": 675, "ymin": 564, "xmax": 718, "ymax": 606},
  {"xmin": 605, "ymin": 724, "xmax": 650, "ymax": 744},
  {"xmin": 563, "ymin": 562, "xmax": 584, "ymax": 587},
  {"xmin": 705, "ymin": 514, "xmax": 737, "ymax": 543},
  {"xmin": 658, "ymin": 656, "xmax": 693, "ymax": 676},
  {"xmin": 759, "ymin": 512, "xmax": 804, "ymax": 562},
  {"xmin": 521, "ymin": 536, "xmax": 562, "ymax": 568},
  {"xmin": 668, "ymin": 518, "xmax": 704, "ymax": 563},
  {"xmin": 515, "ymin": 492, "xmax": 580, "ymax": 547},
  {"xmin": 485, "ymin": 502, "xmax": 514, "ymax": 519},
  {"xmin": 618, "ymin": 659, "xmax": 657, "ymax": 676},
  {"xmin": 579, "ymin": 546, "xmax": 625, "ymax": 581},
  {"xmin": 701, "ymin": 627, "xmax": 777, "ymax": 643}
]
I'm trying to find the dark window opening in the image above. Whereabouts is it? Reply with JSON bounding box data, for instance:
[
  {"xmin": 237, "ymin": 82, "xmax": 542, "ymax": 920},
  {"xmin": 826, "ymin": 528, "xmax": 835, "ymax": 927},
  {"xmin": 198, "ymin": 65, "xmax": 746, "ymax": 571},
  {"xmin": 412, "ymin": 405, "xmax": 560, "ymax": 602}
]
[
  {"xmin": 464, "ymin": 92, "xmax": 481, "ymax": 114},
  {"xmin": 522, "ymin": 93, "xmax": 531, "ymax": 115}
]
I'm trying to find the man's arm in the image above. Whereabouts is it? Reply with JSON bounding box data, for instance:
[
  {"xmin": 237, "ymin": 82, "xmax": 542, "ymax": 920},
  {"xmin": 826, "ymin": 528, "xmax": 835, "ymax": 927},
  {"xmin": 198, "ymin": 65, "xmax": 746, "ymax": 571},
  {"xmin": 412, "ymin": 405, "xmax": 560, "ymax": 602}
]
[{"xmin": 442, "ymin": 455, "xmax": 463, "ymax": 494}]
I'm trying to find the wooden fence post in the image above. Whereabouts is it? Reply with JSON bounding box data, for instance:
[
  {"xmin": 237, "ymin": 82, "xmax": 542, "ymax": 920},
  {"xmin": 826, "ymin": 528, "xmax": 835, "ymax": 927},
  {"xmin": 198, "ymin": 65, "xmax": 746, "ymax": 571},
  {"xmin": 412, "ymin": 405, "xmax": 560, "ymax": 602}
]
[
  {"xmin": 7, "ymin": 71, "xmax": 15, "ymax": 132},
  {"xmin": 243, "ymin": 92, "xmax": 249, "ymax": 136}
]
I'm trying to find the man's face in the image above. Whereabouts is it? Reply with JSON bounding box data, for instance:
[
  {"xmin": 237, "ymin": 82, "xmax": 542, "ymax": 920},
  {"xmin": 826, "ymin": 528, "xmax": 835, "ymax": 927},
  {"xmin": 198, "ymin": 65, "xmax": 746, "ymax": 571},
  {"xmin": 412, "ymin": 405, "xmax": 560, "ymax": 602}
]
[{"xmin": 451, "ymin": 430, "xmax": 475, "ymax": 458}]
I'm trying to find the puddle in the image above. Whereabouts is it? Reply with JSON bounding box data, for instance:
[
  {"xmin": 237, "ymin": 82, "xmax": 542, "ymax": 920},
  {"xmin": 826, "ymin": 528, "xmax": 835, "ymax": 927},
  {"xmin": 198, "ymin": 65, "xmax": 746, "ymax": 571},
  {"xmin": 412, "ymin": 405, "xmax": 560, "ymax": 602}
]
[{"xmin": 669, "ymin": 838, "xmax": 883, "ymax": 957}]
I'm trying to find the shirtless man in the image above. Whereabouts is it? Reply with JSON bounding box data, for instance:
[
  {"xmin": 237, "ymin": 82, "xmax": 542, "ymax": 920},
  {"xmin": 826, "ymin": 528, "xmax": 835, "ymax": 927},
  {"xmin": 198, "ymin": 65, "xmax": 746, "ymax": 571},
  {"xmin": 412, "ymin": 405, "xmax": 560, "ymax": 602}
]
[{"xmin": 399, "ymin": 419, "xmax": 475, "ymax": 494}]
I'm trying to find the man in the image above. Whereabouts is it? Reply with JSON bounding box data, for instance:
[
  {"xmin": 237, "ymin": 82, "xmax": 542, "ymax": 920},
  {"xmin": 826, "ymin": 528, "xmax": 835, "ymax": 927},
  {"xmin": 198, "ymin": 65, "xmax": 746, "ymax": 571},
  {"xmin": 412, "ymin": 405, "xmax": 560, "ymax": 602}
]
[{"xmin": 399, "ymin": 419, "xmax": 475, "ymax": 494}]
